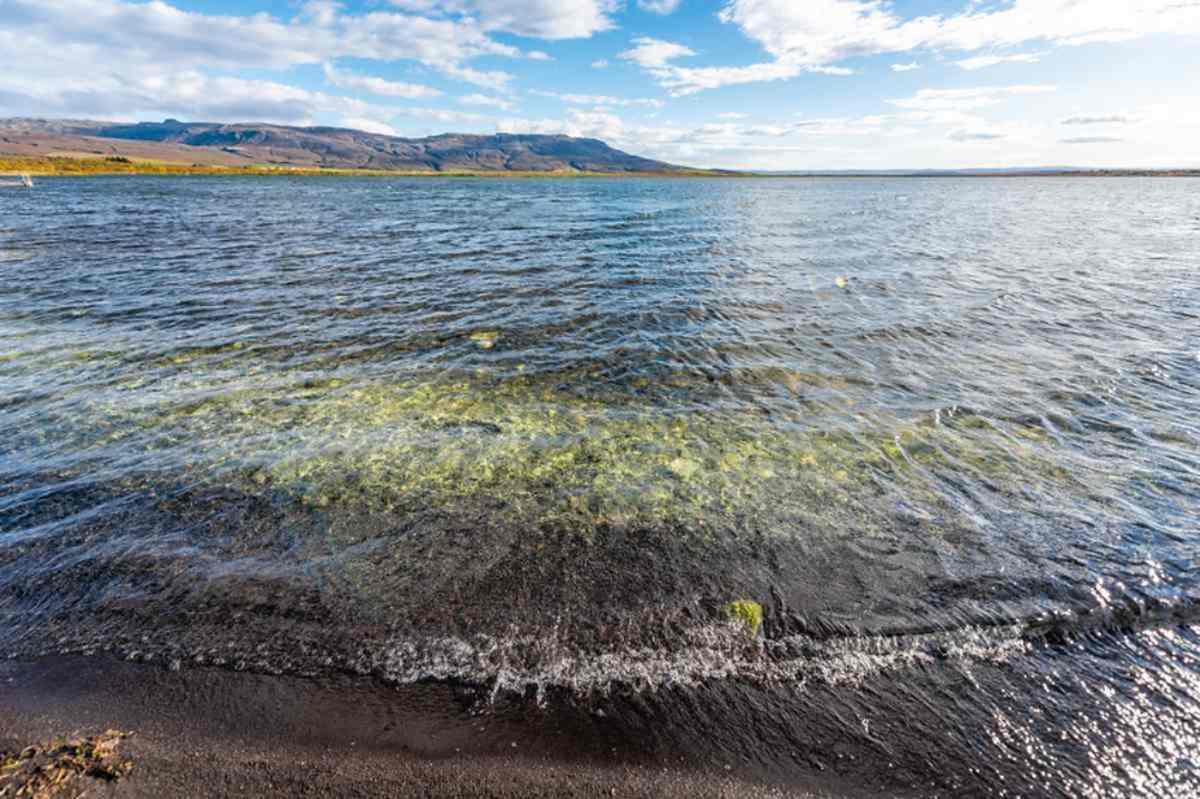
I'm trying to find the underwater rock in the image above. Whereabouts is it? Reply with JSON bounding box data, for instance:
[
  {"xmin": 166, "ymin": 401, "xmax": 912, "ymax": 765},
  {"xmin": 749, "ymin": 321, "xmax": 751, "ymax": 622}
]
[{"xmin": 469, "ymin": 331, "xmax": 499, "ymax": 349}]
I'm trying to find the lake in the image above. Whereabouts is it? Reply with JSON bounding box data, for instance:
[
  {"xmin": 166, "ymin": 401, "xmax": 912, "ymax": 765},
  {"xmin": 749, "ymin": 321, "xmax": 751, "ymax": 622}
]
[{"xmin": 2, "ymin": 176, "xmax": 1199, "ymax": 796}]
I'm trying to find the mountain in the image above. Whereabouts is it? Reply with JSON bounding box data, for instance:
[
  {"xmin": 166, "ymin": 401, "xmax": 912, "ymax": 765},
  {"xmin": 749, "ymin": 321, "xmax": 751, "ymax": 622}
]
[{"xmin": 0, "ymin": 117, "xmax": 684, "ymax": 173}]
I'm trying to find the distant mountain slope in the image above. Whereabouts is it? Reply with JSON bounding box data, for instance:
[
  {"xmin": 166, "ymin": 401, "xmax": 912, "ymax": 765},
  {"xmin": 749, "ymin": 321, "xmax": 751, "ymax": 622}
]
[{"xmin": 0, "ymin": 117, "xmax": 683, "ymax": 173}]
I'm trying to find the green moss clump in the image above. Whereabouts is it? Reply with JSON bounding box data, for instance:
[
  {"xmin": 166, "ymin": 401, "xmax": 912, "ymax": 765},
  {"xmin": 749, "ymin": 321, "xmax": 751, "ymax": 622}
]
[{"xmin": 723, "ymin": 599, "xmax": 763, "ymax": 636}]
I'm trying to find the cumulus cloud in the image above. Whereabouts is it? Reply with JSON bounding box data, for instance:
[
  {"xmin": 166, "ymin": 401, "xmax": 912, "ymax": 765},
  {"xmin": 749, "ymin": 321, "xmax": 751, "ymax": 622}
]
[
  {"xmin": 617, "ymin": 37, "xmax": 848, "ymax": 96},
  {"xmin": 591, "ymin": 59, "xmax": 610, "ymax": 68},
  {"xmin": 891, "ymin": 62, "xmax": 920, "ymax": 72},
  {"xmin": 0, "ymin": 0, "xmax": 521, "ymax": 76},
  {"xmin": 620, "ymin": 0, "xmax": 1200, "ymax": 94},
  {"xmin": 322, "ymin": 63, "xmax": 441, "ymax": 99},
  {"xmin": 720, "ymin": 0, "xmax": 1200, "ymax": 64},
  {"xmin": 0, "ymin": 0, "xmax": 571, "ymax": 119},
  {"xmin": 638, "ymin": 0, "xmax": 683, "ymax": 14},
  {"xmin": 619, "ymin": 37, "xmax": 697, "ymax": 69},
  {"xmin": 527, "ymin": 50, "xmax": 554, "ymax": 61}
]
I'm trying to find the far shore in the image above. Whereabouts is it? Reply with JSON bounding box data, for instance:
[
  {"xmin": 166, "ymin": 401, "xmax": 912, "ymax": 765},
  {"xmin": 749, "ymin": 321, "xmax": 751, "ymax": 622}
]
[{"xmin": 2, "ymin": 154, "xmax": 1198, "ymax": 179}]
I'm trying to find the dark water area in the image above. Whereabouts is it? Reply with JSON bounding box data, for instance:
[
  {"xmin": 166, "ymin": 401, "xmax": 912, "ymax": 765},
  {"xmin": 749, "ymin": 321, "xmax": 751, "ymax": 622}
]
[{"xmin": 2, "ymin": 175, "xmax": 1199, "ymax": 796}]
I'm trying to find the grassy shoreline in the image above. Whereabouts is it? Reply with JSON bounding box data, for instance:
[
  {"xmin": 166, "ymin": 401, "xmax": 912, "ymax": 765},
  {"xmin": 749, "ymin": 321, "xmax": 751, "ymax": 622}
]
[
  {"xmin": 0, "ymin": 154, "xmax": 722, "ymax": 178},
  {"xmin": 5, "ymin": 153, "xmax": 1199, "ymax": 179}
]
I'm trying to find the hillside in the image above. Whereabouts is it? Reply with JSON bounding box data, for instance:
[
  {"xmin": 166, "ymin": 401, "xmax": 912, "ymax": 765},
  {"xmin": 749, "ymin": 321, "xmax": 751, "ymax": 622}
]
[{"xmin": 0, "ymin": 118, "xmax": 683, "ymax": 173}]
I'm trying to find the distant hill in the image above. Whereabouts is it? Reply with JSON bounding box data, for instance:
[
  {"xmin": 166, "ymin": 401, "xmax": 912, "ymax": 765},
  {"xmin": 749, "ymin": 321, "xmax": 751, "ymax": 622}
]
[{"xmin": 0, "ymin": 117, "xmax": 685, "ymax": 173}]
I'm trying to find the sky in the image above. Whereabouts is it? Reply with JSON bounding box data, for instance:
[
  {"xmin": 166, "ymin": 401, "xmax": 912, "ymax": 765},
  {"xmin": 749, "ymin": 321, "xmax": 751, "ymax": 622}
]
[{"xmin": 1, "ymin": 0, "xmax": 1199, "ymax": 170}]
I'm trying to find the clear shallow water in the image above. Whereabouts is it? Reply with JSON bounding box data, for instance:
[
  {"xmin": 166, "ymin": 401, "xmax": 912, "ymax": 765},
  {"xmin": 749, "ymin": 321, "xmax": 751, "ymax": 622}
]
[{"xmin": 2, "ymin": 176, "xmax": 1199, "ymax": 795}]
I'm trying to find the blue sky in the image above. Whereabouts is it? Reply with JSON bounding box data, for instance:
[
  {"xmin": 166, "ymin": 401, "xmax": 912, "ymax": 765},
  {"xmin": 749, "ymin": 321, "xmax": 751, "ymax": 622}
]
[{"xmin": 2, "ymin": 0, "xmax": 1198, "ymax": 169}]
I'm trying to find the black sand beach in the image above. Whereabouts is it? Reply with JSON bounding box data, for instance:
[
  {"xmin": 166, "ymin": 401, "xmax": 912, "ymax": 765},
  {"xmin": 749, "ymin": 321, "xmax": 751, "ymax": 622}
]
[{"xmin": 1, "ymin": 656, "xmax": 855, "ymax": 798}]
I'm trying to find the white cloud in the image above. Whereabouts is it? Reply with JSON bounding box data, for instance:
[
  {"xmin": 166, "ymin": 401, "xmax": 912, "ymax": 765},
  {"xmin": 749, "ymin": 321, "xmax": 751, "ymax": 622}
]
[
  {"xmin": 475, "ymin": 95, "xmax": 1200, "ymax": 171},
  {"xmin": 495, "ymin": 116, "xmax": 568, "ymax": 135},
  {"xmin": 341, "ymin": 116, "xmax": 399, "ymax": 136},
  {"xmin": 649, "ymin": 61, "xmax": 806, "ymax": 95},
  {"xmin": 617, "ymin": 38, "xmax": 793, "ymax": 95},
  {"xmin": 6, "ymin": 0, "xmax": 522, "ymax": 73},
  {"xmin": 591, "ymin": 59, "xmax": 610, "ymax": 68},
  {"xmin": 618, "ymin": 34, "xmax": 855, "ymax": 95},
  {"xmin": 530, "ymin": 89, "xmax": 663, "ymax": 108},
  {"xmin": 720, "ymin": 0, "xmax": 1200, "ymax": 65},
  {"xmin": 638, "ymin": 0, "xmax": 683, "ymax": 14},
  {"xmin": 388, "ymin": 0, "xmax": 618, "ymax": 39},
  {"xmin": 947, "ymin": 128, "xmax": 1007, "ymax": 142},
  {"xmin": 393, "ymin": 106, "xmax": 489, "ymax": 125},
  {"xmin": 955, "ymin": 52, "xmax": 1044, "ymax": 70},
  {"xmin": 717, "ymin": 112, "xmax": 748, "ymax": 119},
  {"xmin": 322, "ymin": 63, "xmax": 441, "ymax": 99},
  {"xmin": 1061, "ymin": 114, "xmax": 1134, "ymax": 125},
  {"xmin": 618, "ymin": 37, "xmax": 697, "ymax": 69},
  {"xmin": 0, "ymin": 69, "xmax": 394, "ymax": 126},
  {"xmin": 300, "ymin": 1, "xmax": 341, "ymax": 28},
  {"xmin": 621, "ymin": 0, "xmax": 1200, "ymax": 94},
  {"xmin": 438, "ymin": 64, "xmax": 513, "ymax": 92},
  {"xmin": 0, "ymin": 0, "xmax": 538, "ymax": 113},
  {"xmin": 891, "ymin": 62, "xmax": 920, "ymax": 72},
  {"xmin": 1060, "ymin": 136, "xmax": 1124, "ymax": 144},
  {"xmin": 527, "ymin": 50, "xmax": 553, "ymax": 61},
  {"xmin": 887, "ymin": 85, "xmax": 1057, "ymax": 112},
  {"xmin": 458, "ymin": 93, "xmax": 516, "ymax": 111}
]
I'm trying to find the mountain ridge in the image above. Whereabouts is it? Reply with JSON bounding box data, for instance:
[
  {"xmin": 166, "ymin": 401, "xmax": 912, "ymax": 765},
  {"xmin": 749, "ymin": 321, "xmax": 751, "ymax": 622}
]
[{"xmin": 0, "ymin": 117, "xmax": 687, "ymax": 173}]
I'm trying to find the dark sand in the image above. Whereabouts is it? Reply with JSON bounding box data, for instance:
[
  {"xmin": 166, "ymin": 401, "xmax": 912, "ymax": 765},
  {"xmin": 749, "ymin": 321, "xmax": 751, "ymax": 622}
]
[{"xmin": 0, "ymin": 656, "xmax": 875, "ymax": 798}]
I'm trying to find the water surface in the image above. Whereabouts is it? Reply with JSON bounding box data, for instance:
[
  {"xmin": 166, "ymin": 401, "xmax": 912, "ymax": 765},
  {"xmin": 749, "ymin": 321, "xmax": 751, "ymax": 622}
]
[{"xmin": 2, "ymin": 176, "xmax": 1199, "ymax": 796}]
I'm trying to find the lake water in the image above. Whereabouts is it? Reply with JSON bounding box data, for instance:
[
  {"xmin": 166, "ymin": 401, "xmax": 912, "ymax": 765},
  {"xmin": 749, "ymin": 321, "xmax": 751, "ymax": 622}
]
[{"xmin": 2, "ymin": 176, "xmax": 1199, "ymax": 795}]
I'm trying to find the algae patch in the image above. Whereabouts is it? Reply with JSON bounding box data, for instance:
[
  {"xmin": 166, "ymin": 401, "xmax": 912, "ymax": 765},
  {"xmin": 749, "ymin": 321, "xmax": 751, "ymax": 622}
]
[
  {"xmin": 75, "ymin": 363, "xmax": 1082, "ymax": 544},
  {"xmin": 724, "ymin": 600, "xmax": 763, "ymax": 636}
]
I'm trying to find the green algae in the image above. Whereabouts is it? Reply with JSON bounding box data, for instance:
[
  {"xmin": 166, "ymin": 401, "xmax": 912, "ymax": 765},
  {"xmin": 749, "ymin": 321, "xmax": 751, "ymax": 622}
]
[
  {"xmin": 724, "ymin": 600, "xmax": 763, "ymax": 636},
  {"xmin": 69, "ymin": 362, "xmax": 1087, "ymax": 542}
]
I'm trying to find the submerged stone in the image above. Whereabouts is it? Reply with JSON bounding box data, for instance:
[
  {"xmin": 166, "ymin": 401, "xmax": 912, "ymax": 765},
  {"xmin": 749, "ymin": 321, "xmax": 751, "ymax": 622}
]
[{"xmin": 469, "ymin": 331, "xmax": 499, "ymax": 349}]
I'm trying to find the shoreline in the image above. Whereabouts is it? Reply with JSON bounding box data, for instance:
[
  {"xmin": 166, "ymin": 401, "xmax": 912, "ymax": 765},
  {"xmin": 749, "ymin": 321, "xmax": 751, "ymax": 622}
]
[
  {"xmin": 0, "ymin": 655, "xmax": 865, "ymax": 798},
  {"xmin": 2, "ymin": 155, "xmax": 1198, "ymax": 179}
]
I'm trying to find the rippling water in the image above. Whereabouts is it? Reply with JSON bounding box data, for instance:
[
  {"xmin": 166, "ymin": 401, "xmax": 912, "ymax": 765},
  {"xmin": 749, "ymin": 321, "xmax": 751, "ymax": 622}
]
[{"xmin": 3, "ymin": 176, "xmax": 1200, "ymax": 795}]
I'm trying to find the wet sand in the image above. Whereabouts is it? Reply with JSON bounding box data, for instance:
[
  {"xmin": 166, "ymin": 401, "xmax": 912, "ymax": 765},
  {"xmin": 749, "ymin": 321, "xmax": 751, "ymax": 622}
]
[{"xmin": 0, "ymin": 656, "xmax": 869, "ymax": 798}]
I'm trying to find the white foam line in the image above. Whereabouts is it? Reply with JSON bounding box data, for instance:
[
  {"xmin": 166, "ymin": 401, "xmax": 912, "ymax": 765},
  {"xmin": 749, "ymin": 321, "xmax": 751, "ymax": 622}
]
[{"xmin": 378, "ymin": 621, "xmax": 1032, "ymax": 699}]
